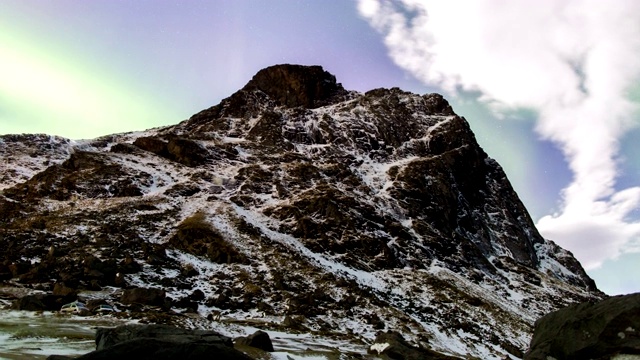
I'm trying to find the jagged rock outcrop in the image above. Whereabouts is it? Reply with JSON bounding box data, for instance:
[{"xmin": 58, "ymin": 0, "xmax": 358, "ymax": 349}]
[
  {"xmin": 0, "ymin": 64, "xmax": 603, "ymax": 359},
  {"xmin": 243, "ymin": 64, "xmax": 347, "ymax": 108},
  {"xmin": 525, "ymin": 293, "xmax": 640, "ymax": 360}
]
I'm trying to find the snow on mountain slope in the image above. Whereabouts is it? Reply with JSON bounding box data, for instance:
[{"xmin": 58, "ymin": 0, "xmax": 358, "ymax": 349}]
[{"xmin": 0, "ymin": 65, "xmax": 602, "ymax": 359}]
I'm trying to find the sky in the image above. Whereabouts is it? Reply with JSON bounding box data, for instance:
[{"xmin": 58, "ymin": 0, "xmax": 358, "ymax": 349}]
[{"xmin": 1, "ymin": 0, "xmax": 639, "ymax": 295}]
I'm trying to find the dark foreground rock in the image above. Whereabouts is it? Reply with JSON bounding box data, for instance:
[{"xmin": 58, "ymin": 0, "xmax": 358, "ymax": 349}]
[
  {"xmin": 235, "ymin": 330, "xmax": 274, "ymax": 352},
  {"xmin": 525, "ymin": 292, "xmax": 640, "ymax": 360},
  {"xmin": 95, "ymin": 324, "xmax": 231, "ymax": 350},
  {"xmin": 368, "ymin": 331, "xmax": 462, "ymax": 360},
  {"xmin": 83, "ymin": 324, "xmax": 252, "ymax": 360},
  {"xmin": 76, "ymin": 338, "xmax": 252, "ymax": 360}
]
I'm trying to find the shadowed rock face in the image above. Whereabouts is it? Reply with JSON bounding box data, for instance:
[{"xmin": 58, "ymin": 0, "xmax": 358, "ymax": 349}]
[
  {"xmin": 243, "ymin": 64, "xmax": 347, "ymax": 108},
  {"xmin": 525, "ymin": 293, "xmax": 640, "ymax": 360}
]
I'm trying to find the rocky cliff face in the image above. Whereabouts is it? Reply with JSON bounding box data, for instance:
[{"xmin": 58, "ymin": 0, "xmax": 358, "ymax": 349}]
[{"xmin": 0, "ymin": 64, "xmax": 602, "ymax": 359}]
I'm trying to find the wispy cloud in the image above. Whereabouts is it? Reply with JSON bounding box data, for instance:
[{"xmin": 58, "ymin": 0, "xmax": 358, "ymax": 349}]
[{"xmin": 357, "ymin": 0, "xmax": 640, "ymax": 270}]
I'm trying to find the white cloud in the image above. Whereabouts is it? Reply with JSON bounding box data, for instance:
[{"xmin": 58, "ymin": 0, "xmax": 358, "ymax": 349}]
[{"xmin": 357, "ymin": 0, "xmax": 640, "ymax": 270}]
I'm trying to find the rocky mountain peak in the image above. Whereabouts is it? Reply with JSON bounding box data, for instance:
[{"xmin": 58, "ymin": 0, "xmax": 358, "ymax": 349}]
[
  {"xmin": 0, "ymin": 64, "xmax": 604, "ymax": 359},
  {"xmin": 243, "ymin": 64, "xmax": 346, "ymax": 108}
]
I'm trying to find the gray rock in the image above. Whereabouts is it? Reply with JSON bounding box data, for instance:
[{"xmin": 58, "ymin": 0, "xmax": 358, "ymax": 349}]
[
  {"xmin": 11, "ymin": 294, "xmax": 75, "ymax": 311},
  {"xmin": 95, "ymin": 324, "xmax": 232, "ymax": 351},
  {"xmin": 11, "ymin": 295, "xmax": 46, "ymax": 311},
  {"xmin": 525, "ymin": 292, "xmax": 640, "ymax": 360},
  {"xmin": 235, "ymin": 330, "xmax": 274, "ymax": 352},
  {"xmin": 79, "ymin": 338, "xmax": 253, "ymax": 360}
]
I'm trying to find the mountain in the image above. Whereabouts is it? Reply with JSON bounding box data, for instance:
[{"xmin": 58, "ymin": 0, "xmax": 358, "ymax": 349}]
[{"xmin": 0, "ymin": 64, "xmax": 602, "ymax": 359}]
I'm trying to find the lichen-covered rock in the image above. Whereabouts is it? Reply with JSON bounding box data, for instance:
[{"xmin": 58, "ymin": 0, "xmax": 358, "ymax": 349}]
[{"xmin": 525, "ymin": 293, "xmax": 640, "ymax": 360}]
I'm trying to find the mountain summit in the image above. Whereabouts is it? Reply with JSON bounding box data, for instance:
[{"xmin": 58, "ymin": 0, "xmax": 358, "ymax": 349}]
[{"xmin": 0, "ymin": 64, "xmax": 601, "ymax": 358}]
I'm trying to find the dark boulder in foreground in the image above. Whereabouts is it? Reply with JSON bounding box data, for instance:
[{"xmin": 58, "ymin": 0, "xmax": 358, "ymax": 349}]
[
  {"xmin": 95, "ymin": 324, "xmax": 232, "ymax": 350},
  {"xmin": 235, "ymin": 330, "xmax": 274, "ymax": 352},
  {"xmin": 77, "ymin": 338, "xmax": 253, "ymax": 360},
  {"xmin": 525, "ymin": 292, "xmax": 640, "ymax": 360},
  {"xmin": 73, "ymin": 324, "xmax": 253, "ymax": 360}
]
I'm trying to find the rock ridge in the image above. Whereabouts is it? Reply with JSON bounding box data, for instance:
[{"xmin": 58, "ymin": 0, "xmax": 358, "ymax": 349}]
[{"xmin": 0, "ymin": 64, "xmax": 603, "ymax": 359}]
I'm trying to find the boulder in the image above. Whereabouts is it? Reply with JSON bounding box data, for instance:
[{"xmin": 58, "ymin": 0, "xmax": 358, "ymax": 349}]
[
  {"xmin": 282, "ymin": 315, "xmax": 307, "ymax": 331},
  {"xmin": 166, "ymin": 137, "xmax": 208, "ymax": 167},
  {"xmin": 11, "ymin": 294, "xmax": 76, "ymax": 311},
  {"xmin": 120, "ymin": 287, "xmax": 166, "ymax": 306},
  {"xmin": 525, "ymin": 293, "xmax": 640, "ymax": 360},
  {"xmin": 133, "ymin": 136, "xmax": 169, "ymax": 156},
  {"xmin": 368, "ymin": 331, "xmax": 462, "ymax": 360},
  {"xmin": 181, "ymin": 263, "xmax": 199, "ymax": 277},
  {"xmin": 109, "ymin": 143, "xmax": 141, "ymax": 154},
  {"xmin": 0, "ymin": 263, "xmax": 12, "ymax": 280},
  {"xmin": 114, "ymin": 272, "xmax": 127, "ymax": 287},
  {"xmin": 95, "ymin": 324, "xmax": 230, "ymax": 350},
  {"xmin": 11, "ymin": 295, "xmax": 46, "ymax": 311},
  {"xmin": 119, "ymin": 256, "xmax": 142, "ymax": 273},
  {"xmin": 172, "ymin": 296, "xmax": 199, "ymax": 313},
  {"xmin": 132, "ymin": 136, "xmax": 208, "ymax": 167},
  {"xmin": 53, "ymin": 282, "xmax": 77, "ymax": 297},
  {"xmin": 235, "ymin": 330, "xmax": 274, "ymax": 352},
  {"xmin": 8, "ymin": 261, "xmax": 30, "ymax": 278},
  {"xmin": 78, "ymin": 338, "xmax": 253, "ymax": 360},
  {"xmin": 82, "ymin": 255, "xmax": 117, "ymax": 285}
]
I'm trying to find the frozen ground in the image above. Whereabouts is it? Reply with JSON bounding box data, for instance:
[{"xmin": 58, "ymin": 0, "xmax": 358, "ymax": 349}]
[
  {"xmin": 0, "ymin": 308, "xmax": 383, "ymax": 360},
  {"xmin": 0, "ymin": 310, "xmax": 125, "ymax": 359}
]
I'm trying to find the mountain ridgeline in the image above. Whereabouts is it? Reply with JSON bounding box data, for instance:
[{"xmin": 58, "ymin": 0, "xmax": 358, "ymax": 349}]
[{"xmin": 0, "ymin": 64, "xmax": 601, "ymax": 358}]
